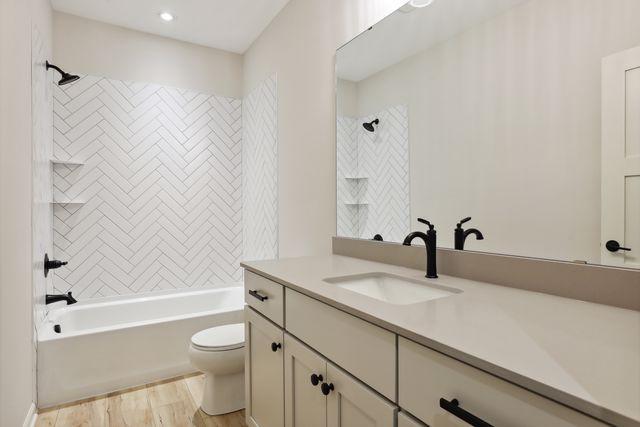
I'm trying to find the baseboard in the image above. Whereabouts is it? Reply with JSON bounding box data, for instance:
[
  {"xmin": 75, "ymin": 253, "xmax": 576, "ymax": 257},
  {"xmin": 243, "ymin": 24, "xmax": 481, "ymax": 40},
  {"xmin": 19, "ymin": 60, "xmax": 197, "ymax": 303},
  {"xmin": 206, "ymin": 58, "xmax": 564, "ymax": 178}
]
[{"xmin": 23, "ymin": 403, "xmax": 37, "ymax": 427}]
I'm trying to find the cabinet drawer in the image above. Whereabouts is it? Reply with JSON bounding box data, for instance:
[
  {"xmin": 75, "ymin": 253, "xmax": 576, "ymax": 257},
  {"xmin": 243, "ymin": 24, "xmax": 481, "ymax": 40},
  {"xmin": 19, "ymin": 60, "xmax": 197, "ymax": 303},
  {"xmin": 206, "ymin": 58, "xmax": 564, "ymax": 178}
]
[
  {"xmin": 285, "ymin": 289, "xmax": 396, "ymax": 401},
  {"xmin": 398, "ymin": 337, "xmax": 606, "ymax": 427},
  {"xmin": 244, "ymin": 270, "xmax": 284, "ymax": 327}
]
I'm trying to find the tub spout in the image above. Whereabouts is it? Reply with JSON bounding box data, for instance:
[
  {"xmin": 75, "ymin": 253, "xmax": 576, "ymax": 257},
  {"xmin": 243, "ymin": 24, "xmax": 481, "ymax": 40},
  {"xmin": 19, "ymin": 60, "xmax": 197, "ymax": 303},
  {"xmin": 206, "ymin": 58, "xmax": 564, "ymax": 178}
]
[{"xmin": 46, "ymin": 292, "xmax": 77, "ymax": 305}]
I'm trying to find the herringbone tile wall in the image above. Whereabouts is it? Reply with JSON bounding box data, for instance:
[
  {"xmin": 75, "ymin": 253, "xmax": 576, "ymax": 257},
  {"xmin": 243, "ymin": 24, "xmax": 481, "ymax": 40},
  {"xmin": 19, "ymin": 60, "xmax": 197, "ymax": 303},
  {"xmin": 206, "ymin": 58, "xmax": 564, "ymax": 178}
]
[
  {"xmin": 337, "ymin": 105, "xmax": 410, "ymax": 243},
  {"xmin": 242, "ymin": 75, "xmax": 278, "ymax": 261},
  {"xmin": 52, "ymin": 75, "xmax": 244, "ymax": 299}
]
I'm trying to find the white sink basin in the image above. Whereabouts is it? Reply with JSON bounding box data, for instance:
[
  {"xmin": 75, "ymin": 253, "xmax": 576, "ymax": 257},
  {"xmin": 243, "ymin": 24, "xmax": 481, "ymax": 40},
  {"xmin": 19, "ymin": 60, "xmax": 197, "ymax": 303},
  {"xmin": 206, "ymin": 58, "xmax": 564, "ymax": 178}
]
[{"xmin": 323, "ymin": 273, "xmax": 461, "ymax": 305}]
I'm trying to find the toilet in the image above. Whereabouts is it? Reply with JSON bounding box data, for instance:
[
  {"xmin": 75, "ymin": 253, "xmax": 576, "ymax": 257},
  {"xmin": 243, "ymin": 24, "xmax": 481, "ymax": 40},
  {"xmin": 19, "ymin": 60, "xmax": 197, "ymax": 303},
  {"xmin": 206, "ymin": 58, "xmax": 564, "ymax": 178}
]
[{"xmin": 188, "ymin": 323, "xmax": 245, "ymax": 415}]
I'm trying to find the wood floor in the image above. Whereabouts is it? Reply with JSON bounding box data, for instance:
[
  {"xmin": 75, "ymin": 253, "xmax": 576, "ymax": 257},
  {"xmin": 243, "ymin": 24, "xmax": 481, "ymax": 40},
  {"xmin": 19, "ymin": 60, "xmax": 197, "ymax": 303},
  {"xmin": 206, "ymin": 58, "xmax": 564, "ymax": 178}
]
[{"xmin": 35, "ymin": 374, "xmax": 247, "ymax": 427}]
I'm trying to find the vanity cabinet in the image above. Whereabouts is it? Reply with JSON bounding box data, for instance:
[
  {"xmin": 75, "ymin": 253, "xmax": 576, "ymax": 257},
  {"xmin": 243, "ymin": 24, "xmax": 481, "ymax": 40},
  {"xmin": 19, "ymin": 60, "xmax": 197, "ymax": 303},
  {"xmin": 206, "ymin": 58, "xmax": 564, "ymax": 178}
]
[
  {"xmin": 285, "ymin": 333, "xmax": 397, "ymax": 427},
  {"xmin": 244, "ymin": 270, "xmax": 609, "ymax": 427},
  {"xmin": 245, "ymin": 307, "xmax": 284, "ymax": 427}
]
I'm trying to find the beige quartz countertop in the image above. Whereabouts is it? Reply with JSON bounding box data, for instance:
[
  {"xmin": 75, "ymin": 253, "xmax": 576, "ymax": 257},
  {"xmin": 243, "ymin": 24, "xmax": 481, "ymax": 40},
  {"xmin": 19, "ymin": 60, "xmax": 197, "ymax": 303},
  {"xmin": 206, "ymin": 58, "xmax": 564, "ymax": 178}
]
[{"xmin": 242, "ymin": 255, "xmax": 640, "ymax": 427}]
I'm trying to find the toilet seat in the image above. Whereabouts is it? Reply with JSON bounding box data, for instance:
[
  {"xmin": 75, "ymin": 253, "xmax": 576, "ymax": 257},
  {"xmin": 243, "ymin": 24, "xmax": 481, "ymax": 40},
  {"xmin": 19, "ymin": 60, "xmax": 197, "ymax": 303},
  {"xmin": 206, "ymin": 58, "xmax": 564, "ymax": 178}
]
[{"xmin": 190, "ymin": 323, "xmax": 244, "ymax": 352}]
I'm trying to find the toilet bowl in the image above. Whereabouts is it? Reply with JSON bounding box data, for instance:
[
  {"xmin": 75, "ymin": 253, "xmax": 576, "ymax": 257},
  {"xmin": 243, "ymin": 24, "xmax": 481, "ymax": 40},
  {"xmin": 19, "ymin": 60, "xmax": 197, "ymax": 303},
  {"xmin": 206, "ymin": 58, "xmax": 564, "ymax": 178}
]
[{"xmin": 188, "ymin": 323, "xmax": 245, "ymax": 415}]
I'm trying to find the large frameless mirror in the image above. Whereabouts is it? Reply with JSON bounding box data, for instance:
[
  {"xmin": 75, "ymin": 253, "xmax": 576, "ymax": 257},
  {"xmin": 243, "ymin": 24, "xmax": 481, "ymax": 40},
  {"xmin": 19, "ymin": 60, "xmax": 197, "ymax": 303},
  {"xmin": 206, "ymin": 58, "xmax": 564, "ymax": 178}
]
[{"xmin": 336, "ymin": 0, "xmax": 640, "ymax": 270}]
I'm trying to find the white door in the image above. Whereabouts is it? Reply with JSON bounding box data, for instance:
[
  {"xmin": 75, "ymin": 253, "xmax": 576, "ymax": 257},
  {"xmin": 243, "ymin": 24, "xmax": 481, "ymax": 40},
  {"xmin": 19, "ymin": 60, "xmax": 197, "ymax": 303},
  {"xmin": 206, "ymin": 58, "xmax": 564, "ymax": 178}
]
[
  {"xmin": 602, "ymin": 45, "xmax": 640, "ymax": 268},
  {"xmin": 245, "ymin": 307, "xmax": 284, "ymax": 427},
  {"xmin": 284, "ymin": 334, "xmax": 327, "ymax": 427},
  {"xmin": 326, "ymin": 362, "xmax": 397, "ymax": 427}
]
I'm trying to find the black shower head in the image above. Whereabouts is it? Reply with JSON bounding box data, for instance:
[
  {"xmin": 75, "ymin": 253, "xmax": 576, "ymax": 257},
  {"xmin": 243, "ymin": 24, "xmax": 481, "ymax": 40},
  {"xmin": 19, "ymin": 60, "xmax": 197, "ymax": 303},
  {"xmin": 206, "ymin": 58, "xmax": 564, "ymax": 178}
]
[
  {"xmin": 363, "ymin": 118, "xmax": 379, "ymax": 132},
  {"xmin": 46, "ymin": 61, "xmax": 79, "ymax": 86}
]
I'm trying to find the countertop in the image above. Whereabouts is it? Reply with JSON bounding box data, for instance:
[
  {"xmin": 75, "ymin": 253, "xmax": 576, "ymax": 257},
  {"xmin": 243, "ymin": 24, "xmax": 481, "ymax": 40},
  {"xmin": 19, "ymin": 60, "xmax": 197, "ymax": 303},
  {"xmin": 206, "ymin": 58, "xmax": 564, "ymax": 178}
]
[{"xmin": 242, "ymin": 255, "xmax": 640, "ymax": 427}]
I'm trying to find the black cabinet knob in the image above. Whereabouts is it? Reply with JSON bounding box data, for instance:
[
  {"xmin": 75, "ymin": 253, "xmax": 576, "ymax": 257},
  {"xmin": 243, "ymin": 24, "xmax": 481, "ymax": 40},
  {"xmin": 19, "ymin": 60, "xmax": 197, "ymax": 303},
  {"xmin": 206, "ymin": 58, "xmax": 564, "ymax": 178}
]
[
  {"xmin": 310, "ymin": 373, "xmax": 323, "ymax": 386},
  {"xmin": 606, "ymin": 240, "xmax": 631, "ymax": 253},
  {"xmin": 271, "ymin": 342, "xmax": 281, "ymax": 352},
  {"xmin": 320, "ymin": 382, "xmax": 334, "ymax": 395}
]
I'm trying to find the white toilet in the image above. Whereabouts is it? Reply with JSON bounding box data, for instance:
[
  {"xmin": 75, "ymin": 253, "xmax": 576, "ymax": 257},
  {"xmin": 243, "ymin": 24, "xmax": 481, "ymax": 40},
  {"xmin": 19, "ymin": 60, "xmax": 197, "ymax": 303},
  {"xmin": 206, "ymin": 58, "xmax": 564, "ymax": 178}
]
[{"xmin": 188, "ymin": 323, "xmax": 245, "ymax": 415}]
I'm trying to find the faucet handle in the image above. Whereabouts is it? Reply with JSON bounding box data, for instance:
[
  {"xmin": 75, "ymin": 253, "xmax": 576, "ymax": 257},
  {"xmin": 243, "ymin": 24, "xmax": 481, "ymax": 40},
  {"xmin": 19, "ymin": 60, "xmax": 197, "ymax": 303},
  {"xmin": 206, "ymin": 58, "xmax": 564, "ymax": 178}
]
[
  {"xmin": 457, "ymin": 217, "xmax": 472, "ymax": 228},
  {"xmin": 417, "ymin": 218, "xmax": 435, "ymax": 230}
]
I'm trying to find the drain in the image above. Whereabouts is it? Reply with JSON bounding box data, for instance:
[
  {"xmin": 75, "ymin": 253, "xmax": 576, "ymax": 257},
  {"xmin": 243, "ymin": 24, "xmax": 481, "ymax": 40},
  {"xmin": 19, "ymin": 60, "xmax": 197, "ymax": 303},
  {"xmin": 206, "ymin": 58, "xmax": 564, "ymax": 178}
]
[{"xmin": 54, "ymin": 324, "xmax": 61, "ymax": 333}]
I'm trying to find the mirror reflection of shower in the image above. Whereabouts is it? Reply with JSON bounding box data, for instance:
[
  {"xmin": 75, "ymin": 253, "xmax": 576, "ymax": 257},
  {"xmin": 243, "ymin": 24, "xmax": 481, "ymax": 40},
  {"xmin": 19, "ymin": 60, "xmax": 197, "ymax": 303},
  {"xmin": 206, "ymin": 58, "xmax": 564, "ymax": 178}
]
[{"xmin": 362, "ymin": 118, "xmax": 379, "ymax": 132}]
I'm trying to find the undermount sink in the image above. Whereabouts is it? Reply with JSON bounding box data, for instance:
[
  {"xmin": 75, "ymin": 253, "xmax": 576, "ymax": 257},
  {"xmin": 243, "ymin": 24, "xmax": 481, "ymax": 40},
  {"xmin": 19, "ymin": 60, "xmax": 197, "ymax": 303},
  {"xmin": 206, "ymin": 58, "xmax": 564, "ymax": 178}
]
[{"xmin": 323, "ymin": 273, "xmax": 461, "ymax": 305}]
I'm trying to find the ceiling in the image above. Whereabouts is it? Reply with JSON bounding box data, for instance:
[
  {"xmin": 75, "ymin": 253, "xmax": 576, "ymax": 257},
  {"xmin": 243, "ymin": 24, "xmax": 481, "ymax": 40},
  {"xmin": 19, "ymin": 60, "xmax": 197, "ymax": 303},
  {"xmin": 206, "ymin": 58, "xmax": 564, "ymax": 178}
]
[
  {"xmin": 337, "ymin": 0, "xmax": 528, "ymax": 82},
  {"xmin": 50, "ymin": 0, "xmax": 290, "ymax": 53}
]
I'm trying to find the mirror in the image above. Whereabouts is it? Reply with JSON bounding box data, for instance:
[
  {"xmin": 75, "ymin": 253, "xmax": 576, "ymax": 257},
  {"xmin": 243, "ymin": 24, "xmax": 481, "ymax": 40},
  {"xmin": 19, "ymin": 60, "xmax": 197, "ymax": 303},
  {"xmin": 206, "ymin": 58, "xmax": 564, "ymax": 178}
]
[{"xmin": 336, "ymin": 0, "xmax": 640, "ymax": 270}]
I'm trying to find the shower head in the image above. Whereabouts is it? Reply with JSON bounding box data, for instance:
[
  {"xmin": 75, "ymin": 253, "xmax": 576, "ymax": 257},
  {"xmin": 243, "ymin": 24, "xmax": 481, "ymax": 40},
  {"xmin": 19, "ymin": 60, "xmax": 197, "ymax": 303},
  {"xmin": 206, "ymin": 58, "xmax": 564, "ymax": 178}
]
[
  {"xmin": 46, "ymin": 61, "xmax": 79, "ymax": 86},
  {"xmin": 362, "ymin": 118, "xmax": 379, "ymax": 132}
]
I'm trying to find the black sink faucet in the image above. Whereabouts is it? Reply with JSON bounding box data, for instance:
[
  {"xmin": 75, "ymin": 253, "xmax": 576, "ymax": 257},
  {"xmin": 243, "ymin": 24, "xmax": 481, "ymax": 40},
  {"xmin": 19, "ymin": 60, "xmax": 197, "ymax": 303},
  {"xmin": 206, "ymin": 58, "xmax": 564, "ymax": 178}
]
[
  {"xmin": 454, "ymin": 217, "xmax": 484, "ymax": 250},
  {"xmin": 403, "ymin": 218, "xmax": 438, "ymax": 279},
  {"xmin": 46, "ymin": 292, "xmax": 77, "ymax": 305}
]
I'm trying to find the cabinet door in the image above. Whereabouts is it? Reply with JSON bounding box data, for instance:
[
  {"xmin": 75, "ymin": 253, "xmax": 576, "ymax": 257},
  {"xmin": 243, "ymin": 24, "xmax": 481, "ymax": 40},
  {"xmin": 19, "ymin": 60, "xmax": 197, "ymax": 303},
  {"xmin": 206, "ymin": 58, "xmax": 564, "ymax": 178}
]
[
  {"xmin": 284, "ymin": 334, "xmax": 326, "ymax": 427},
  {"xmin": 245, "ymin": 307, "xmax": 284, "ymax": 427},
  {"xmin": 326, "ymin": 362, "xmax": 397, "ymax": 427}
]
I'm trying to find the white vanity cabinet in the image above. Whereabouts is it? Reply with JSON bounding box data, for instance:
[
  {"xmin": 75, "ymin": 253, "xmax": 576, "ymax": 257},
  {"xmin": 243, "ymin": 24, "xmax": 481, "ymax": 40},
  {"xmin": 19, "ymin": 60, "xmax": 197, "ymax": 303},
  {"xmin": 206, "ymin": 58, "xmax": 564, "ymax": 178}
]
[
  {"xmin": 245, "ymin": 307, "xmax": 284, "ymax": 427},
  {"xmin": 244, "ymin": 270, "xmax": 609, "ymax": 427},
  {"xmin": 285, "ymin": 333, "xmax": 397, "ymax": 427}
]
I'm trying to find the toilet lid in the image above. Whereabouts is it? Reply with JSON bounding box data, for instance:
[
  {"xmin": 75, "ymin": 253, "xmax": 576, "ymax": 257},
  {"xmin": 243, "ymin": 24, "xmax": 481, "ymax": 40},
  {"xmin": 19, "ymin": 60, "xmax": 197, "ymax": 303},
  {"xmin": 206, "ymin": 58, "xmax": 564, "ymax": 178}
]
[{"xmin": 191, "ymin": 323, "xmax": 245, "ymax": 351}]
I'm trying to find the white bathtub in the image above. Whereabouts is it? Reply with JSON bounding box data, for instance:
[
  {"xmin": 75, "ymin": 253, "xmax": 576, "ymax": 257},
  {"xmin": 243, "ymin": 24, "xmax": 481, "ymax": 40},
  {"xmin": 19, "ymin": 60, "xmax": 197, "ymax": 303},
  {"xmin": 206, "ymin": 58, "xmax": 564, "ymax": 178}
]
[{"xmin": 37, "ymin": 287, "xmax": 244, "ymax": 408}]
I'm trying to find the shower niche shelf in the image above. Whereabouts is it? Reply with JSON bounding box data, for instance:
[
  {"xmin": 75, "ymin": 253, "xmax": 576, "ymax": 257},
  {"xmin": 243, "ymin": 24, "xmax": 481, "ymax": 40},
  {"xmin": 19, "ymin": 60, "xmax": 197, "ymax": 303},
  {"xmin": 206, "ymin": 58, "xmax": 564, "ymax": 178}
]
[
  {"xmin": 343, "ymin": 201, "xmax": 369, "ymax": 206},
  {"xmin": 51, "ymin": 159, "xmax": 84, "ymax": 167},
  {"xmin": 344, "ymin": 176, "xmax": 368, "ymax": 180},
  {"xmin": 50, "ymin": 200, "xmax": 85, "ymax": 205}
]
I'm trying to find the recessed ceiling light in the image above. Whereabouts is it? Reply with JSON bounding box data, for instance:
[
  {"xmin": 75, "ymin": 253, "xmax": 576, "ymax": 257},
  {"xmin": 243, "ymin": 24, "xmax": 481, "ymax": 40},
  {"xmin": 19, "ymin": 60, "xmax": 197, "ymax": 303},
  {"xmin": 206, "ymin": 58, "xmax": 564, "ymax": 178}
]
[
  {"xmin": 409, "ymin": 0, "xmax": 435, "ymax": 7},
  {"xmin": 159, "ymin": 12, "xmax": 174, "ymax": 22}
]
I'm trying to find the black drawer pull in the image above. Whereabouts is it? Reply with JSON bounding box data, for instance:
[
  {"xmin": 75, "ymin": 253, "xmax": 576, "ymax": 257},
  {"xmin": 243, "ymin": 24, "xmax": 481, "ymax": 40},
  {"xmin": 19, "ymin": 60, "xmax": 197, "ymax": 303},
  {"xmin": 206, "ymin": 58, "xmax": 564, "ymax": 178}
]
[
  {"xmin": 440, "ymin": 398, "xmax": 493, "ymax": 427},
  {"xmin": 310, "ymin": 374, "xmax": 323, "ymax": 386},
  {"xmin": 249, "ymin": 289, "xmax": 268, "ymax": 302},
  {"xmin": 271, "ymin": 342, "xmax": 282, "ymax": 352},
  {"xmin": 321, "ymin": 382, "xmax": 334, "ymax": 396}
]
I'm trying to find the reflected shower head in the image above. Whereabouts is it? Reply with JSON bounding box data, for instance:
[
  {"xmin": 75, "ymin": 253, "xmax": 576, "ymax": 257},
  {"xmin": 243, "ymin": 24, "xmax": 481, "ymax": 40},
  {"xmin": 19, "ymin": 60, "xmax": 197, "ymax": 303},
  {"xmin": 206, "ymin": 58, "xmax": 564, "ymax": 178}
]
[
  {"xmin": 362, "ymin": 118, "xmax": 379, "ymax": 132},
  {"xmin": 46, "ymin": 61, "xmax": 79, "ymax": 86}
]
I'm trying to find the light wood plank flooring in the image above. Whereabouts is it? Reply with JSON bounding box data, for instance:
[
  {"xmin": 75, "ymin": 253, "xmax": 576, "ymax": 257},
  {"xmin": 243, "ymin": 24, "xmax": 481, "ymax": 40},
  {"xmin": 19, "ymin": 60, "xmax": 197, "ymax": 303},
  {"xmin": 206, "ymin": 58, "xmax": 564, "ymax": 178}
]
[{"xmin": 35, "ymin": 374, "xmax": 247, "ymax": 427}]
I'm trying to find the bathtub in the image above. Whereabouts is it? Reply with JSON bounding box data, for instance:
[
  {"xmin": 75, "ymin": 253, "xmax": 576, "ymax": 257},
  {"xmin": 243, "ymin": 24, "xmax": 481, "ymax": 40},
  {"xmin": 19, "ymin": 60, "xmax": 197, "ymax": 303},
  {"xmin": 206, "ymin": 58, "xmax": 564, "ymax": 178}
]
[{"xmin": 37, "ymin": 286, "xmax": 244, "ymax": 408}]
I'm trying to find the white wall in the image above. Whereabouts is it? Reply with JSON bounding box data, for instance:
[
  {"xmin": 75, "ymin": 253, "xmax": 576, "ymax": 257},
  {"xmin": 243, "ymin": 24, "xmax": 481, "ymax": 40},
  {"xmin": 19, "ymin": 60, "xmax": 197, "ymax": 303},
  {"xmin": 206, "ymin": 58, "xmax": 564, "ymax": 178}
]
[
  {"xmin": 243, "ymin": 0, "xmax": 407, "ymax": 257},
  {"xmin": 350, "ymin": 0, "xmax": 640, "ymax": 263},
  {"xmin": 53, "ymin": 12, "xmax": 243, "ymax": 99},
  {"xmin": 1, "ymin": 0, "xmax": 52, "ymax": 423}
]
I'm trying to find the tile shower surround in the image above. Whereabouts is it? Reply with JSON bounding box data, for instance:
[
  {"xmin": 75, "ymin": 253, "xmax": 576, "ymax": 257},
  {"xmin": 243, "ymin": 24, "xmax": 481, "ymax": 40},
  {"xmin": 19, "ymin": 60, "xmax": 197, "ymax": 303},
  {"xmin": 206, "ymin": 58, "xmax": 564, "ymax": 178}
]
[{"xmin": 51, "ymin": 75, "xmax": 277, "ymax": 299}]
